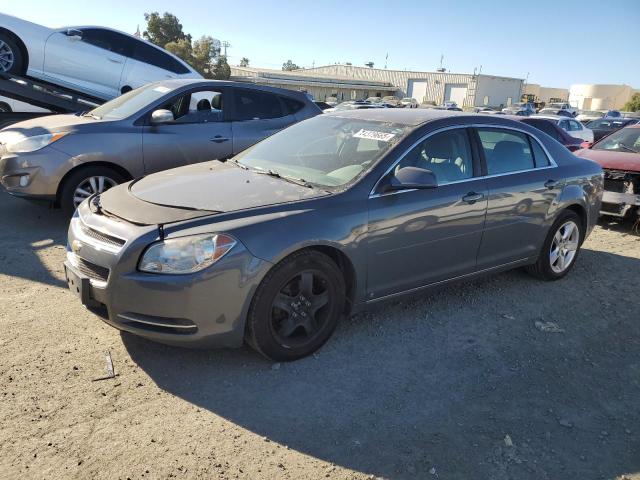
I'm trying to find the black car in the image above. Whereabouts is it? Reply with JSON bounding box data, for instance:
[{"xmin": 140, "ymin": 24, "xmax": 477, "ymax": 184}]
[
  {"xmin": 314, "ymin": 101, "xmax": 333, "ymax": 111},
  {"xmin": 585, "ymin": 118, "xmax": 640, "ymax": 142},
  {"xmin": 514, "ymin": 117, "xmax": 585, "ymax": 152}
]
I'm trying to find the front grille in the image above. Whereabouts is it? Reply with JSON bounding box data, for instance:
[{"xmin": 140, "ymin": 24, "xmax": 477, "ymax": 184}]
[
  {"xmin": 74, "ymin": 257, "xmax": 109, "ymax": 283},
  {"xmin": 80, "ymin": 223, "xmax": 126, "ymax": 248},
  {"xmin": 604, "ymin": 178, "xmax": 628, "ymax": 193}
]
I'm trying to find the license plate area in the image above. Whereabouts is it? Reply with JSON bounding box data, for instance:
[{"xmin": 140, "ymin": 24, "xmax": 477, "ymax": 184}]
[{"xmin": 64, "ymin": 262, "xmax": 96, "ymax": 307}]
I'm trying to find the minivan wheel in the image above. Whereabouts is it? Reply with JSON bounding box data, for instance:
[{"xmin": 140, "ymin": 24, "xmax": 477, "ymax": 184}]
[
  {"xmin": 526, "ymin": 210, "xmax": 582, "ymax": 280},
  {"xmin": 246, "ymin": 250, "xmax": 346, "ymax": 361},
  {"xmin": 0, "ymin": 33, "xmax": 23, "ymax": 74},
  {"xmin": 60, "ymin": 166, "xmax": 125, "ymax": 215}
]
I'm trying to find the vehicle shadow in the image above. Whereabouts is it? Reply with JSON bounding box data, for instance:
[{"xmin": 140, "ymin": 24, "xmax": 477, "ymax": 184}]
[
  {"xmin": 122, "ymin": 248, "xmax": 640, "ymax": 479},
  {"xmin": 0, "ymin": 191, "xmax": 68, "ymax": 287}
]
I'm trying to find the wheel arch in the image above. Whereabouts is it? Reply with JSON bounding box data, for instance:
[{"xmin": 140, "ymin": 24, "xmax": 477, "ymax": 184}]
[
  {"xmin": 260, "ymin": 243, "xmax": 358, "ymax": 315},
  {"xmin": 56, "ymin": 161, "xmax": 133, "ymax": 202},
  {"xmin": 563, "ymin": 203, "xmax": 588, "ymax": 241},
  {"xmin": 0, "ymin": 28, "xmax": 29, "ymax": 74}
]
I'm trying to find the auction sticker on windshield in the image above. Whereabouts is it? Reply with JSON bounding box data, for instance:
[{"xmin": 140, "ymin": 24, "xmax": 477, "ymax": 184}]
[{"xmin": 353, "ymin": 129, "xmax": 396, "ymax": 142}]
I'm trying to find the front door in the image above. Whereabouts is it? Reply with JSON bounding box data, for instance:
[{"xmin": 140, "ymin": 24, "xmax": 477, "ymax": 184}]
[
  {"xmin": 44, "ymin": 28, "xmax": 128, "ymax": 99},
  {"xmin": 474, "ymin": 127, "xmax": 561, "ymax": 268},
  {"xmin": 142, "ymin": 88, "xmax": 233, "ymax": 174},
  {"xmin": 367, "ymin": 127, "xmax": 488, "ymax": 299}
]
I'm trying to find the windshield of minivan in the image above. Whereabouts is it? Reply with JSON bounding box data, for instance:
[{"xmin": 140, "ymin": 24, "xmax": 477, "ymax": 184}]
[
  {"xmin": 234, "ymin": 116, "xmax": 410, "ymax": 188},
  {"xmin": 87, "ymin": 83, "xmax": 176, "ymax": 120}
]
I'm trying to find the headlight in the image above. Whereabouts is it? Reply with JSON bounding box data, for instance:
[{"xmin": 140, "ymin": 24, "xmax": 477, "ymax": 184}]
[
  {"xmin": 138, "ymin": 234, "xmax": 237, "ymax": 274},
  {"xmin": 4, "ymin": 132, "xmax": 68, "ymax": 153}
]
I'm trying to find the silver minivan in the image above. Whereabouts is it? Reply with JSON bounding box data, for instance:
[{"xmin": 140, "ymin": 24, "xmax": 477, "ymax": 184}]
[{"xmin": 0, "ymin": 79, "xmax": 321, "ymax": 212}]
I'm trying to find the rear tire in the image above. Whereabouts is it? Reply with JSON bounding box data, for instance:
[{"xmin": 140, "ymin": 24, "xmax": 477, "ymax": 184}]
[
  {"xmin": 0, "ymin": 33, "xmax": 24, "ymax": 74},
  {"xmin": 0, "ymin": 102, "xmax": 11, "ymax": 113},
  {"xmin": 245, "ymin": 250, "xmax": 346, "ymax": 361},
  {"xmin": 526, "ymin": 210, "xmax": 583, "ymax": 280},
  {"xmin": 59, "ymin": 166, "xmax": 125, "ymax": 216}
]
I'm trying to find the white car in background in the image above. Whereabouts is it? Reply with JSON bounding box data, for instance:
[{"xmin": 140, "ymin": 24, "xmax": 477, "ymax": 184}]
[
  {"xmin": 546, "ymin": 102, "xmax": 578, "ymax": 117},
  {"xmin": 576, "ymin": 110, "xmax": 604, "ymax": 123},
  {"xmin": 0, "ymin": 13, "xmax": 201, "ymax": 100},
  {"xmin": 0, "ymin": 96, "xmax": 49, "ymax": 113},
  {"xmin": 533, "ymin": 114, "xmax": 594, "ymax": 143}
]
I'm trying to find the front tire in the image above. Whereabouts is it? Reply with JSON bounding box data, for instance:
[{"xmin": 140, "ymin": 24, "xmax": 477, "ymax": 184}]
[
  {"xmin": 246, "ymin": 250, "xmax": 346, "ymax": 361},
  {"xmin": 0, "ymin": 33, "xmax": 24, "ymax": 74},
  {"xmin": 59, "ymin": 166, "xmax": 125, "ymax": 215},
  {"xmin": 526, "ymin": 210, "xmax": 583, "ymax": 280}
]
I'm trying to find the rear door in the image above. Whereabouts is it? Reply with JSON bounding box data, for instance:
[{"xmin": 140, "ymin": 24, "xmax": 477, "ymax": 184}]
[
  {"xmin": 43, "ymin": 28, "xmax": 128, "ymax": 99},
  {"xmin": 474, "ymin": 127, "xmax": 561, "ymax": 268},
  {"xmin": 141, "ymin": 87, "xmax": 233, "ymax": 174},
  {"xmin": 230, "ymin": 89, "xmax": 298, "ymax": 153},
  {"xmin": 366, "ymin": 127, "xmax": 488, "ymax": 299}
]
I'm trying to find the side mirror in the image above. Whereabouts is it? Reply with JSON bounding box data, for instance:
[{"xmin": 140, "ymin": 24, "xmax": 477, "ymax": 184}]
[
  {"xmin": 150, "ymin": 109, "xmax": 174, "ymax": 125},
  {"xmin": 383, "ymin": 166, "xmax": 438, "ymax": 193},
  {"xmin": 65, "ymin": 28, "xmax": 83, "ymax": 39}
]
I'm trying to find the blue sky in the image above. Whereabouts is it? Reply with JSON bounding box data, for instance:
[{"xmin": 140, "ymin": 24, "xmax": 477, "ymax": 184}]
[{"xmin": 1, "ymin": 0, "xmax": 638, "ymax": 87}]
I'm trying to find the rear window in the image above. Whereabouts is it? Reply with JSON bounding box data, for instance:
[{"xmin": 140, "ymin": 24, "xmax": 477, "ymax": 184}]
[
  {"xmin": 133, "ymin": 42, "xmax": 190, "ymax": 74},
  {"xmin": 233, "ymin": 89, "xmax": 284, "ymax": 120},
  {"xmin": 281, "ymin": 96, "xmax": 305, "ymax": 115},
  {"xmin": 523, "ymin": 119, "xmax": 560, "ymax": 141}
]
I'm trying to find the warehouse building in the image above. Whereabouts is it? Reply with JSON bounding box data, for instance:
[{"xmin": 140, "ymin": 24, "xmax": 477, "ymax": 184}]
[
  {"xmin": 230, "ymin": 64, "xmax": 524, "ymax": 109},
  {"xmin": 568, "ymin": 84, "xmax": 639, "ymax": 111},
  {"xmin": 523, "ymin": 83, "xmax": 569, "ymax": 104}
]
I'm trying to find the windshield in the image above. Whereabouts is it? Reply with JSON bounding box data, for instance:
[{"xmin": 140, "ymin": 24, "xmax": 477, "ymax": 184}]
[
  {"xmin": 588, "ymin": 119, "xmax": 628, "ymax": 129},
  {"xmin": 234, "ymin": 116, "xmax": 410, "ymax": 188},
  {"xmin": 87, "ymin": 83, "xmax": 175, "ymax": 120},
  {"xmin": 592, "ymin": 128, "xmax": 640, "ymax": 153}
]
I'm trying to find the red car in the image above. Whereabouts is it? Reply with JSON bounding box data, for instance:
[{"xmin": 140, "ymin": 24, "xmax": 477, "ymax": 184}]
[{"xmin": 575, "ymin": 125, "xmax": 640, "ymax": 219}]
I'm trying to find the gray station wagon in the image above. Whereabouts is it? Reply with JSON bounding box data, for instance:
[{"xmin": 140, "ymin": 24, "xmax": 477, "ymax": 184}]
[
  {"xmin": 0, "ymin": 79, "xmax": 320, "ymax": 213},
  {"xmin": 63, "ymin": 109, "xmax": 603, "ymax": 361}
]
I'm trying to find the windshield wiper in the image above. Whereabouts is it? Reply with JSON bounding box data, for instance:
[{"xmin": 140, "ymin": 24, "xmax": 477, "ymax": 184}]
[
  {"xmin": 618, "ymin": 142, "xmax": 639, "ymax": 153},
  {"xmin": 230, "ymin": 158, "xmax": 248, "ymax": 170},
  {"xmin": 255, "ymin": 168, "xmax": 314, "ymax": 189},
  {"xmin": 82, "ymin": 112, "xmax": 101, "ymax": 120}
]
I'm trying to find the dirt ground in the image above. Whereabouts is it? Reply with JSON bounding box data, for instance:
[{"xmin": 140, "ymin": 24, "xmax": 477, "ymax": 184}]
[{"xmin": 0, "ymin": 189, "xmax": 639, "ymax": 480}]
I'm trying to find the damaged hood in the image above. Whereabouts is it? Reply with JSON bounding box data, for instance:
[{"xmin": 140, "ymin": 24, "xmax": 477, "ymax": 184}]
[
  {"xmin": 575, "ymin": 148, "xmax": 640, "ymax": 172},
  {"xmin": 98, "ymin": 160, "xmax": 329, "ymax": 225}
]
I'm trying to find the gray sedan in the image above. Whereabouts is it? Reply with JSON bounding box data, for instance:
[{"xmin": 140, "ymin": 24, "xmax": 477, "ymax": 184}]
[
  {"xmin": 0, "ymin": 79, "xmax": 320, "ymax": 213},
  {"xmin": 64, "ymin": 109, "xmax": 603, "ymax": 361}
]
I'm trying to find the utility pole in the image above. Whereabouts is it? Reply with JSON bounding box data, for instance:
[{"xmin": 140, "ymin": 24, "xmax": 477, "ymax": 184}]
[
  {"xmin": 221, "ymin": 40, "xmax": 231, "ymax": 57},
  {"xmin": 385, "ymin": 53, "xmax": 388, "ymax": 69}
]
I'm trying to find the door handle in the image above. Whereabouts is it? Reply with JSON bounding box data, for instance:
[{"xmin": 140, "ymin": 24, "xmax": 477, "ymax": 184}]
[
  {"xmin": 210, "ymin": 136, "xmax": 230, "ymax": 143},
  {"xmin": 462, "ymin": 192, "xmax": 484, "ymax": 204},
  {"xmin": 544, "ymin": 179, "xmax": 558, "ymax": 190}
]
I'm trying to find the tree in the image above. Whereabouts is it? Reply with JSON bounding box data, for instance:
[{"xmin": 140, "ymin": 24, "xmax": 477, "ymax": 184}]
[
  {"xmin": 282, "ymin": 60, "xmax": 299, "ymax": 71},
  {"xmin": 622, "ymin": 93, "xmax": 640, "ymax": 112},
  {"xmin": 143, "ymin": 12, "xmax": 190, "ymax": 48},
  {"xmin": 240, "ymin": 57, "xmax": 250, "ymax": 67},
  {"xmin": 191, "ymin": 36, "xmax": 219, "ymax": 77},
  {"xmin": 211, "ymin": 56, "xmax": 231, "ymax": 80},
  {"xmin": 165, "ymin": 38, "xmax": 193, "ymax": 65}
]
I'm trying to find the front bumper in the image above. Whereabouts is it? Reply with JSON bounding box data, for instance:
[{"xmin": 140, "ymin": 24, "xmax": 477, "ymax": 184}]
[
  {"xmin": 64, "ymin": 203, "xmax": 272, "ymax": 348},
  {"xmin": 0, "ymin": 147, "xmax": 71, "ymax": 199}
]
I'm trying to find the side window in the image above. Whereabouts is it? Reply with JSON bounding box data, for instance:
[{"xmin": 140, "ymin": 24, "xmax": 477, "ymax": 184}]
[
  {"xmin": 158, "ymin": 90, "xmax": 224, "ymax": 124},
  {"xmin": 529, "ymin": 120, "xmax": 560, "ymax": 141},
  {"xmin": 233, "ymin": 90, "xmax": 284, "ymax": 120},
  {"xmin": 80, "ymin": 29, "xmax": 132, "ymax": 57},
  {"xmin": 477, "ymin": 128, "xmax": 534, "ymax": 175},
  {"xmin": 281, "ymin": 96, "xmax": 305, "ymax": 115},
  {"xmin": 396, "ymin": 129, "xmax": 474, "ymax": 184},
  {"xmin": 569, "ymin": 120, "xmax": 582, "ymax": 131},
  {"xmin": 530, "ymin": 137, "xmax": 551, "ymax": 167},
  {"xmin": 133, "ymin": 41, "xmax": 190, "ymax": 74},
  {"xmin": 558, "ymin": 120, "xmax": 570, "ymax": 131}
]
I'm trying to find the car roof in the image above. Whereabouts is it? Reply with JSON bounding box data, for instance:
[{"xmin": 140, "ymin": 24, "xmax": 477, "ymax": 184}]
[
  {"xmin": 323, "ymin": 108, "xmax": 529, "ymax": 127},
  {"xmin": 146, "ymin": 79, "xmax": 312, "ymax": 100},
  {"xmin": 532, "ymin": 114, "xmax": 568, "ymax": 121}
]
